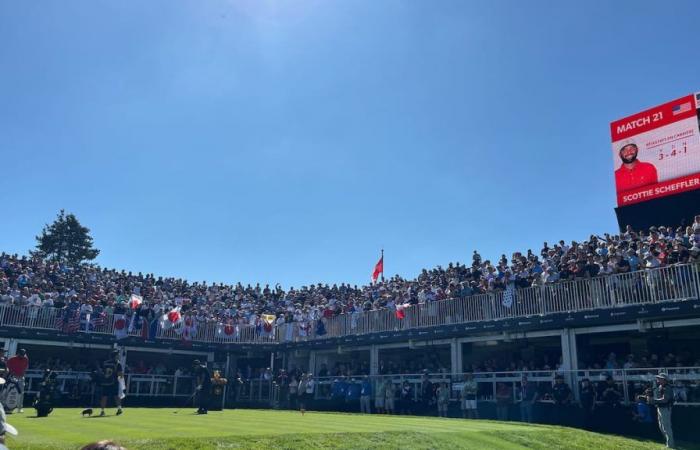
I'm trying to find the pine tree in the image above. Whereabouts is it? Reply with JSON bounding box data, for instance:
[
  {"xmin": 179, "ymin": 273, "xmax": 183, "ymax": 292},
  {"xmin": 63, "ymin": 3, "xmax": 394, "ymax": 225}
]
[{"xmin": 35, "ymin": 210, "xmax": 100, "ymax": 265}]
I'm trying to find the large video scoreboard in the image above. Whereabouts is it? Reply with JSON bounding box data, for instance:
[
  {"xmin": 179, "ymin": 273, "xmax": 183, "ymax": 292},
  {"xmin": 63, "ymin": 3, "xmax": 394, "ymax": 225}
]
[{"xmin": 611, "ymin": 93, "xmax": 700, "ymax": 207}]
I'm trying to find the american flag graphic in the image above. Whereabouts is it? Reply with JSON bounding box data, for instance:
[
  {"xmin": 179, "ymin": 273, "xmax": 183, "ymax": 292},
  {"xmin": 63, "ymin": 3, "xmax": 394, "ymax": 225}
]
[
  {"xmin": 54, "ymin": 309, "xmax": 65, "ymax": 330},
  {"xmin": 66, "ymin": 309, "xmax": 81, "ymax": 333},
  {"xmin": 91, "ymin": 311, "xmax": 107, "ymax": 328},
  {"xmin": 55, "ymin": 308, "xmax": 81, "ymax": 333},
  {"xmin": 672, "ymin": 102, "xmax": 692, "ymax": 116}
]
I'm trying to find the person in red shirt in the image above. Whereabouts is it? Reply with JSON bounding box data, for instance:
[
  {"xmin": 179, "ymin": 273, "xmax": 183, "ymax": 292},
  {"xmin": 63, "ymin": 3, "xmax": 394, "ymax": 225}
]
[
  {"xmin": 7, "ymin": 349, "xmax": 28, "ymax": 378},
  {"xmin": 7, "ymin": 348, "xmax": 29, "ymax": 413},
  {"xmin": 615, "ymin": 142, "xmax": 658, "ymax": 192}
]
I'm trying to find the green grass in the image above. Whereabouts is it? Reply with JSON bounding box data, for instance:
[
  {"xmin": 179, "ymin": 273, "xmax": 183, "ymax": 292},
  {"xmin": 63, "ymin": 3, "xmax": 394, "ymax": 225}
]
[{"xmin": 4, "ymin": 408, "xmax": 684, "ymax": 450}]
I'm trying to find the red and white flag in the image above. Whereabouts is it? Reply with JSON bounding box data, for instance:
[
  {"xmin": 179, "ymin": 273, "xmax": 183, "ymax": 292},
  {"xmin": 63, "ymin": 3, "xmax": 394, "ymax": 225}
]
[
  {"xmin": 371, "ymin": 253, "xmax": 384, "ymax": 283},
  {"xmin": 129, "ymin": 294, "xmax": 143, "ymax": 310},
  {"xmin": 159, "ymin": 307, "xmax": 182, "ymax": 330},
  {"xmin": 113, "ymin": 314, "xmax": 129, "ymax": 340},
  {"xmin": 395, "ymin": 302, "xmax": 410, "ymax": 320},
  {"xmin": 217, "ymin": 321, "xmax": 239, "ymax": 341}
]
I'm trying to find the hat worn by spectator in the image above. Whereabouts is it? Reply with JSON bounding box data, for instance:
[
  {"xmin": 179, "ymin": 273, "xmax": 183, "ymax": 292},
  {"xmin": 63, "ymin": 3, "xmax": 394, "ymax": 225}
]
[{"xmin": 655, "ymin": 373, "xmax": 669, "ymax": 381}]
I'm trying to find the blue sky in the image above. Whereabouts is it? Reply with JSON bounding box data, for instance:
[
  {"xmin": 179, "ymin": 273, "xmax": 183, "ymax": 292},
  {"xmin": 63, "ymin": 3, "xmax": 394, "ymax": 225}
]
[{"xmin": 1, "ymin": 0, "xmax": 698, "ymax": 287}]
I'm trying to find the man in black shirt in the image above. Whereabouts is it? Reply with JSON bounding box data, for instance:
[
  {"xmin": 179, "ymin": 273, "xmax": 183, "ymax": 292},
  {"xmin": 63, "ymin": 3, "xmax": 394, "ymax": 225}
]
[
  {"xmin": 99, "ymin": 350, "xmax": 123, "ymax": 416},
  {"xmin": 552, "ymin": 374, "xmax": 572, "ymax": 425},
  {"xmin": 583, "ymin": 255, "xmax": 600, "ymax": 278},
  {"xmin": 193, "ymin": 359, "xmax": 211, "ymax": 414},
  {"xmin": 419, "ymin": 371, "xmax": 433, "ymax": 414},
  {"xmin": 601, "ymin": 376, "xmax": 622, "ymax": 408},
  {"xmin": 579, "ymin": 378, "xmax": 596, "ymax": 429}
]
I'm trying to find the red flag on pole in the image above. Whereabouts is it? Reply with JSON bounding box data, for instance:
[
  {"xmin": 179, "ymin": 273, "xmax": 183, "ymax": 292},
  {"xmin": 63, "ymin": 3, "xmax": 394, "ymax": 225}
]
[{"xmin": 371, "ymin": 252, "xmax": 384, "ymax": 283}]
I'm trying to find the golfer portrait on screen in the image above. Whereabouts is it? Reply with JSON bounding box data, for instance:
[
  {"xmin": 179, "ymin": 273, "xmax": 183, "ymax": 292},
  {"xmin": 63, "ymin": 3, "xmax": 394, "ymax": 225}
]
[{"xmin": 614, "ymin": 141, "xmax": 658, "ymax": 192}]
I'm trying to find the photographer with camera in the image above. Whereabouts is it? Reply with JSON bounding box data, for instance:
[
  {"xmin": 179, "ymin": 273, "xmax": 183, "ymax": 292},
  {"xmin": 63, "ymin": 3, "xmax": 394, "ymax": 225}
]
[
  {"xmin": 647, "ymin": 373, "xmax": 675, "ymax": 449},
  {"xmin": 33, "ymin": 369, "xmax": 59, "ymax": 417}
]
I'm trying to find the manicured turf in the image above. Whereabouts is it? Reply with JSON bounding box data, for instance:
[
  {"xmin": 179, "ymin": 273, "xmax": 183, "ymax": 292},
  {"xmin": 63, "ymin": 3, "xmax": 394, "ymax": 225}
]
[{"xmin": 4, "ymin": 408, "xmax": 681, "ymax": 450}]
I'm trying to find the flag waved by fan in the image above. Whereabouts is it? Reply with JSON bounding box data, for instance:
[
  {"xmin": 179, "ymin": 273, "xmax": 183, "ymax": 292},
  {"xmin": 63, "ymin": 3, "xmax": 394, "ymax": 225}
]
[
  {"xmin": 216, "ymin": 320, "xmax": 239, "ymax": 341},
  {"xmin": 159, "ymin": 307, "xmax": 182, "ymax": 330},
  {"xmin": 128, "ymin": 294, "xmax": 143, "ymax": 310}
]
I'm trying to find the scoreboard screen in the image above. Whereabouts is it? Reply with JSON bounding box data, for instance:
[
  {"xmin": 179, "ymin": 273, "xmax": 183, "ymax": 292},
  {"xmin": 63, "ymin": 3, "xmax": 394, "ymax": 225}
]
[{"xmin": 611, "ymin": 93, "xmax": 700, "ymax": 206}]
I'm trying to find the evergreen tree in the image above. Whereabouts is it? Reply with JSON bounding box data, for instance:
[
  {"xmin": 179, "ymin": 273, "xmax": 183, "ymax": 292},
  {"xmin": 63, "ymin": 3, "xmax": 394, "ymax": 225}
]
[{"xmin": 35, "ymin": 210, "xmax": 99, "ymax": 265}]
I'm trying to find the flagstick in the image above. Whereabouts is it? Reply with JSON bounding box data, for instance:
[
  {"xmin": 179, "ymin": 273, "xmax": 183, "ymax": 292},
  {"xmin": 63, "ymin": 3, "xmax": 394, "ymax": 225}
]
[{"xmin": 381, "ymin": 248, "xmax": 384, "ymax": 282}]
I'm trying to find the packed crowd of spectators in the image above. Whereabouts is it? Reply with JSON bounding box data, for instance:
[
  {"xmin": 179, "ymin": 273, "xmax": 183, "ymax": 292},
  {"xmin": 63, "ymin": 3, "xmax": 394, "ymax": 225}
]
[{"xmin": 1, "ymin": 216, "xmax": 699, "ymax": 334}]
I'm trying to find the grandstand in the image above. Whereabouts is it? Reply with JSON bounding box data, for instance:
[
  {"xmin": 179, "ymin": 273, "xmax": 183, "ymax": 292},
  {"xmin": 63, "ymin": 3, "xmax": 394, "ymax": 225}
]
[{"xmin": 2, "ymin": 217, "xmax": 700, "ymax": 444}]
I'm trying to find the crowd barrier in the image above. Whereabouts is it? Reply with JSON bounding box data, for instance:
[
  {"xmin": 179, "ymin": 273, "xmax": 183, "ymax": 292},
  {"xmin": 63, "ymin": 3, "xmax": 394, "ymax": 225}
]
[
  {"xmin": 286, "ymin": 367, "xmax": 700, "ymax": 407},
  {"xmin": 1, "ymin": 263, "xmax": 699, "ymax": 345},
  {"xmin": 15, "ymin": 367, "xmax": 700, "ymax": 410},
  {"xmin": 280, "ymin": 262, "xmax": 700, "ymax": 342},
  {"xmin": 23, "ymin": 370, "xmax": 197, "ymax": 399}
]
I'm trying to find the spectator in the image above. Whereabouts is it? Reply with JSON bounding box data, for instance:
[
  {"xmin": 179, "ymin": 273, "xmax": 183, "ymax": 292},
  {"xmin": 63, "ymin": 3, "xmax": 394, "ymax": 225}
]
[
  {"xmin": 551, "ymin": 374, "xmax": 572, "ymax": 425},
  {"xmin": 385, "ymin": 381, "xmax": 396, "ymax": 414},
  {"xmin": 579, "ymin": 378, "xmax": 596, "ymax": 430},
  {"xmin": 519, "ymin": 377, "xmax": 538, "ymax": 423},
  {"xmin": 495, "ymin": 382, "xmax": 512, "ymax": 421},
  {"xmin": 360, "ymin": 376, "xmax": 372, "ymax": 414},
  {"xmin": 460, "ymin": 372, "xmax": 478, "ymax": 419},
  {"xmin": 436, "ymin": 382, "xmax": 450, "ymax": 418}
]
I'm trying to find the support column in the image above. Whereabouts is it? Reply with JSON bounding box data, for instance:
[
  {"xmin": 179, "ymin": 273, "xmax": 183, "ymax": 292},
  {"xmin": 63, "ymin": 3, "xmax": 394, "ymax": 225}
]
[
  {"xmin": 223, "ymin": 353, "xmax": 231, "ymax": 410},
  {"xmin": 370, "ymin": 345, "xmax": 379, "ymax": 376},
  {"xmin": 308, "ymin": 351, "xmax": 316, "ymax": 374},
  {"xmin": 5, "ymin": 339, "xmax": 18, "ymax": 356},
  {"xmin": 560, "ymin": 328, "xmax": 579, "ymax": 400},
  {"xmin": 450, "ymin": 338, "xmax": 462, "ymax": 376}
]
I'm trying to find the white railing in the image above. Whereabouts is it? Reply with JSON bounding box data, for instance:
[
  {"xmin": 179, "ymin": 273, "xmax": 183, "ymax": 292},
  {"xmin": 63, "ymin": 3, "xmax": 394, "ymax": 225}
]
[
  {"xmin": 279, "ymin": 262, "xmax": 700, "ymax": 342},
  {"xmin": 0, "ymin": 305, "xmax": 279, "ymax": 345},
  {"xmin": 308, "ymin": 367, "xmax": 700, "ymax": 406},
  {"xmin": 1, "ymin": 262, "xmax": 699, "ymax": 345},
  {"xmin": 24, "ymin": 369, "xmax": 197, "ymax": 398}
]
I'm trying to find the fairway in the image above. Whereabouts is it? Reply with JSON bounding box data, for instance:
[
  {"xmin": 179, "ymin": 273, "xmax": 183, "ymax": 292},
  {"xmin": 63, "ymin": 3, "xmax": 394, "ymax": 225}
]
[{"xmin": 4, "ymin": 408, "xmax": 676, "ymax": 450}]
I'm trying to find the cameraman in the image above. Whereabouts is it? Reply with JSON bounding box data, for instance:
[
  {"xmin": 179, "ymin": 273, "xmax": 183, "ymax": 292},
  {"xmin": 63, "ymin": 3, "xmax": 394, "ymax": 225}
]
[
  {"xmin": 34, "ymin": 369, "xmax": 59, "ymax": 417},
  {"xmin": 648, "ymin": 373, "xmax": 674, "ymax": 449}
]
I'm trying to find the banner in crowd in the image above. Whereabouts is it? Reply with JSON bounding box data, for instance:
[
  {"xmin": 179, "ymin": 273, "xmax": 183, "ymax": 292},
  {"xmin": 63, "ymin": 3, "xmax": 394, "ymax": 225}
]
[{"xmin": 611, "ymin": 92, "xmax": 700, "ymax": 206}]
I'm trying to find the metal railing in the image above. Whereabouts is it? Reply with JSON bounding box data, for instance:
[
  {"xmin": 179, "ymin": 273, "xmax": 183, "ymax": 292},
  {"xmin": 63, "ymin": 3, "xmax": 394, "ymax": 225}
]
[
  {"xmin": 279, "ymin": 262, "xmax": 700, "ymax": 342},
  {"xmin": 305, "ymin": 367, "xmax": 700, "ymax": 407},
  {"xmin": 0, "ymin": 305, "xmax": 279, "ymax": 345},
  {"xmin": 1, "ymin": 263, "xmax": 699, "ymax": 345},
  {"xmin": 23, "ymin": 369, "xmax": 197, "ymax": 398},
  {"xmin": 19, "ymin": 367, "xmax": 700, "ymax": 409}
]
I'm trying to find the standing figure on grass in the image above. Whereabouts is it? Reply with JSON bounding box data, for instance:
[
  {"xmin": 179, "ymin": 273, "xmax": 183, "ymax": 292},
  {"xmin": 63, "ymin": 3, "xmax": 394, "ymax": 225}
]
[
  {"xmin": 193, "ymin": 359, "xmax": 211, "ymax": 415},
  {"xmin": 460, "ymin": 372, "xmax": 478, "ymax": 419},
  {"xmin": 436, "ymin": 382, "xmax": 450, "ymax": 418},
  {"xmin": 98, "ymin": 350, "xmax": 123, "ymax": 417},
  {"xmin": 374, "ymin": 378, "xmax": 386, "ymax": 414},
  {"xmin": 648, "ymin": 373, "xmax": 675, "ymax": 449},
  {"xmin": 384, "ymin": 381, "xmax": 396, "ymax": 415}
]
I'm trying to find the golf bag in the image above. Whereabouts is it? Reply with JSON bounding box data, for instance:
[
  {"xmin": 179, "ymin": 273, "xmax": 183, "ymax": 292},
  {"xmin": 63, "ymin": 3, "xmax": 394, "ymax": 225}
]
[{"xmin": 0, "ymin": 376, "xmax": 21, "ymax": 413}]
